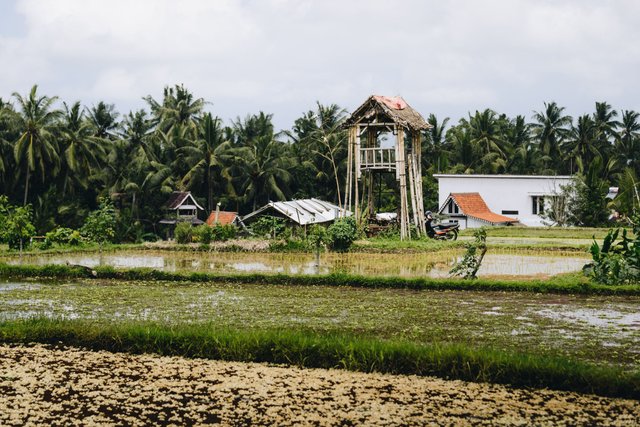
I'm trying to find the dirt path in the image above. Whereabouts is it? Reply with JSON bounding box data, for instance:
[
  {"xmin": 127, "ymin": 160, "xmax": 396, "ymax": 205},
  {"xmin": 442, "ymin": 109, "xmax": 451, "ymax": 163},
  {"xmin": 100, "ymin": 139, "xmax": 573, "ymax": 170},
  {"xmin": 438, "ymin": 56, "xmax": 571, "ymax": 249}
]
[{"xmin": 0, "ymin": 344, "xmax": 637, "ymax": 426}]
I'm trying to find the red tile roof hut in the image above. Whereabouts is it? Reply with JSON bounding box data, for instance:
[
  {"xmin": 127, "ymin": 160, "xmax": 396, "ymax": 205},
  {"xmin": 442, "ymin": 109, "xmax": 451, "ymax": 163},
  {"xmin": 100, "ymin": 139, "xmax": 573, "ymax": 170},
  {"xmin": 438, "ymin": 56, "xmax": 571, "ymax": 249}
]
[{"xmin": 343, "ymin": 96, "xmax": 432, "ymax": 240}]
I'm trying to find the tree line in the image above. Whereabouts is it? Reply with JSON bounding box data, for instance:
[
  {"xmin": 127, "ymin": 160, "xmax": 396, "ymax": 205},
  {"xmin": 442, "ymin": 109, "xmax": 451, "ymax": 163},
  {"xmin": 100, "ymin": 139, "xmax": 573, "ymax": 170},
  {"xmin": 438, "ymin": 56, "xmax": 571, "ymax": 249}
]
[{"xmin": 1, "ymin": 84, "xmax": 639, "ymax": 240}]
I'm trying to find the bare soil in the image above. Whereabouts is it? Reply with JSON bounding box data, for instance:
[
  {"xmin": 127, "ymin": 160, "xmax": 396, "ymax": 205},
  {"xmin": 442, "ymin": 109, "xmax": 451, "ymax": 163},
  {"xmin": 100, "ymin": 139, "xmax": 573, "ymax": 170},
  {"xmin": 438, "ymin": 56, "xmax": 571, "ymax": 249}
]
[{"xmin": 0, "ymin": 344, "xmax": 637, "ymax": 426}]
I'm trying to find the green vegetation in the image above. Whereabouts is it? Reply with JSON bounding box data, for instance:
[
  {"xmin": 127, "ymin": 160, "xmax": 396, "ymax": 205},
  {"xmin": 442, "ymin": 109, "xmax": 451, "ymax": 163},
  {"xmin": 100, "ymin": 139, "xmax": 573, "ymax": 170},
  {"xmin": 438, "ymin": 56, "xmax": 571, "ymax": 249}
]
[
  {"xmin": 585, "ymin": 218, "xmax": 640, "ymax": 285},
  {"xmin": 458, "ymin": 226, "xmax": 619, "ymax": 240},
  {"xmin": 80, "ymin": 197, "xmax": 116, "ymax": 249},
  {"xmin": 327, "ymin": 216, "xmax": 358, "ymax": 252},
  {"xmin": 174, "ymin": 222, "xmax": 193, "ymax": 244},
  {"xmin": 2, "ymin": 84, "xmax": 639, "ymax": 242},
  {"xmin": 0, "ymin": 318, "xmax": 637, "ymax": 399},
  {"xmin": 450, "ymin": 228, "xmax": 487, "ymax": 279},
  {"xmin": 0, "ymin": 198, "xmax": 35, "ymax": 253},
  {"xmin": 1, "ymin": 262, "xmax": 639, "ymax": 295}
]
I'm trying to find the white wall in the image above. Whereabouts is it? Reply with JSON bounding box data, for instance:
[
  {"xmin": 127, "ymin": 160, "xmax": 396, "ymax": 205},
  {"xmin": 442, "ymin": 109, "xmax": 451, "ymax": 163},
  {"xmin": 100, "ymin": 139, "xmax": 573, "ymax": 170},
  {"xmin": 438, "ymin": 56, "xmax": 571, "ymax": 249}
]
[{"xmin": 434, "ymin": 175, "xmax": 574, "ymax": 227}]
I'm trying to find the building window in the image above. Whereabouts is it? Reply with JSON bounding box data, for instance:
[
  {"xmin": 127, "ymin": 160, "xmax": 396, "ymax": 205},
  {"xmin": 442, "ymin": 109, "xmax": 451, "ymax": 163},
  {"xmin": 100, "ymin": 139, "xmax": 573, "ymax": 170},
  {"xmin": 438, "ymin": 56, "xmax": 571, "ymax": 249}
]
[
  {"xmin": 532, "ymin": 196, "xmax": 545, "ymax": 215},
  {"xmin": 447, "ymin": 200, "xmax": 459, "ymax": 214},
  {"xmin": 501, "ymin": 210, "xmax": 519, "ymax": 215}
]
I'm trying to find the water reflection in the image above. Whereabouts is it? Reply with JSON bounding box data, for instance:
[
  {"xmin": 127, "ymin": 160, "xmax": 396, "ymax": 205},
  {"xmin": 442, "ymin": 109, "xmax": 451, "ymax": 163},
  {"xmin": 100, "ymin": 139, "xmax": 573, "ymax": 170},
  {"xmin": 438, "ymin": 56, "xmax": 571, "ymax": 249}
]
[{"xmin": 1, "ymin": 250, "xmax": 590, "ymax": 278}]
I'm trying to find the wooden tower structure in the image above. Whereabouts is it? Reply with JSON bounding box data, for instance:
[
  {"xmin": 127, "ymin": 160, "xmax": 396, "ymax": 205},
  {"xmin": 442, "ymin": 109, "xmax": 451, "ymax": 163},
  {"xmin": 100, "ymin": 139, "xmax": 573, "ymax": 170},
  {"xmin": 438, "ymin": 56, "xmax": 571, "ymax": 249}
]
[{"xmin": 343, "ymin": 95, "xmax": 431, "ymax": 240}]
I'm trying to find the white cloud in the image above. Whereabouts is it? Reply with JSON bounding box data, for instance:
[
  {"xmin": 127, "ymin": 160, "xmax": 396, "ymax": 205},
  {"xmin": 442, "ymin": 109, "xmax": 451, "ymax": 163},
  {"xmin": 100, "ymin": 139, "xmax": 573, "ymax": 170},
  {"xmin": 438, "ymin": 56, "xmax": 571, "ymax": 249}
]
[{"xmin": 1, "ymin": 0, "xmax": 639, "ymax": 129}]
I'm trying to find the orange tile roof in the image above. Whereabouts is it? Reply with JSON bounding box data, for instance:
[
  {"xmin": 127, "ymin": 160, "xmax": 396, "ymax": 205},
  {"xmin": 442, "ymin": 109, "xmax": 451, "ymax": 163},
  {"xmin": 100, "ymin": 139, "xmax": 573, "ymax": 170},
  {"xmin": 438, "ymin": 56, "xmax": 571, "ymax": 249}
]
[
  {"xmin": 449, "ymin": 193, "xmax": 518, "ymax": 224},
  {"xmin": 206, "ymin": 211, "xmax": 238, "ymax": 226}
]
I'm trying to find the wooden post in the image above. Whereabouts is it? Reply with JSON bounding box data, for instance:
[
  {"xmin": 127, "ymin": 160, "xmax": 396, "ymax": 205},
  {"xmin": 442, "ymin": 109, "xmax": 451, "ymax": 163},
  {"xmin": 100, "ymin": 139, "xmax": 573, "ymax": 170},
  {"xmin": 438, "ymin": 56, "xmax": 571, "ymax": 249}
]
[
  {"xmin": 408, "ymin": 155, "xmax": 420, "ymax": 237},
  {"xmin": 344, "ymin": 126, "xmax": 355, "ymax": 215},
  {"xmin": 413, "ymin": 133, "xmax": 426, "ymax": 235},
  {"xmin": 397, "ymin": 127, "xmax": 410, "ymax": 240},
  {"xmin": 367, "ymin": 129, "xmax": 376, "ymax": 218},
  {"xmin": 355, "ymin": 127, "xmax": 361, "ymax": 223}
]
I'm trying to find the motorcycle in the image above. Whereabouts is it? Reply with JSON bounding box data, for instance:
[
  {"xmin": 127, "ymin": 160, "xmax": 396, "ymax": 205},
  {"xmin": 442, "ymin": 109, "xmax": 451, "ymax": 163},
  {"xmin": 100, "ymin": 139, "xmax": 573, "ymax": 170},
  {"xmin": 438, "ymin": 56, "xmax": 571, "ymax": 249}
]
[{"xmin": 425, "ymin": 211, "xmax": 459, "ymax": 240}]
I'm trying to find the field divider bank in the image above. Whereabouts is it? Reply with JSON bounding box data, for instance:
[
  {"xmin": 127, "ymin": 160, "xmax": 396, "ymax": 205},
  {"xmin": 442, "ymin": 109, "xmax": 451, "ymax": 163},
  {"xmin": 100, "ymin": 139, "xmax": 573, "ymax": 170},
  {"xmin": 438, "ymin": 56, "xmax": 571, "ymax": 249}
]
[
  {"xmin": 1, "ymin": 262, "xmax": 639, "ymax": 295},
  {"xmin": 0, "ymin": 318, "xmax": 638, "ymax": 400}
]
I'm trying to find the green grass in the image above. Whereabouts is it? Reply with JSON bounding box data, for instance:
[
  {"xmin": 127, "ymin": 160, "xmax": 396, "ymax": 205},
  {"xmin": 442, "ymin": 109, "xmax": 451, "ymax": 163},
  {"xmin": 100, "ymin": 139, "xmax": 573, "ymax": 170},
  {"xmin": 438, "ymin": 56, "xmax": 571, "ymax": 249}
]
[
  {"xmin": 0, "ymin": 318, "xmax": 637, "ymax": 399},
  {"xmin": 459, "ymin": 226, "xmax": 627, "ymax": 240},
  {"xmin": 1, "ymin": 262, "xmax": 637, "ymax": 295},
  {"xmin": 2, "ymin": 276, "xmax": 638, "ymax": 368},
  {"xmin": 0, "ymin": 242, "xmax": 145, "ymax": 256}
]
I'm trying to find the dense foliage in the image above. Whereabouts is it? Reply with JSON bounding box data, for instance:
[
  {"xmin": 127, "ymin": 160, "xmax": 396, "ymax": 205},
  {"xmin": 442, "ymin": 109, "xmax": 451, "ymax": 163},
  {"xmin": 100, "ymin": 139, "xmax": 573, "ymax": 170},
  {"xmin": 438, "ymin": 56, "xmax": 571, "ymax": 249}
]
[
  {"xmin": 327, "ymin": 216, "xmax": 359, "ymax": 252},
  {"xmin": 585, "ymin": 217, "xmax": 640, "ymax": 285},
  {"xmin": 2, "ymin": 84, "xmax": 640, "ymax": 239}
]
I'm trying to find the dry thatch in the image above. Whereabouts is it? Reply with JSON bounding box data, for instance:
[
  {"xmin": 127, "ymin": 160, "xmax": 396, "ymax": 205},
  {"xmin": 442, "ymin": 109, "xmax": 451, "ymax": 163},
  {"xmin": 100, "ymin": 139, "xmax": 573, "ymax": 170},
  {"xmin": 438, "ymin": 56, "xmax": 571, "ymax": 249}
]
[{"xmin": 344, "ymin": 95, "xmax": 431, "ymax": 131}]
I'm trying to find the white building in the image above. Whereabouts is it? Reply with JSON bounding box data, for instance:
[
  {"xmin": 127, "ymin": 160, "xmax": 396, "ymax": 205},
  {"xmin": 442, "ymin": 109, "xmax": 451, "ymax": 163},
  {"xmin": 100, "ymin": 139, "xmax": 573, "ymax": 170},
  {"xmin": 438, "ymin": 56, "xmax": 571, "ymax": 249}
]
[{"xmin": 433, "ymin": 174, "xmax": 574, "ymax": 228}]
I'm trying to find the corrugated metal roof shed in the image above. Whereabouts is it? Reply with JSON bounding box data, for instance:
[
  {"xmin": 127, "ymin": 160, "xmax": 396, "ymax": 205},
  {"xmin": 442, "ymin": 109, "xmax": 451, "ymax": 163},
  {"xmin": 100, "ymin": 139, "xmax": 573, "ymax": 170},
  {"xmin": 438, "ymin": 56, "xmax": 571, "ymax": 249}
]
[{"xmin": 241, "ymin": 198, "xmax": 351, "ymax": 225}]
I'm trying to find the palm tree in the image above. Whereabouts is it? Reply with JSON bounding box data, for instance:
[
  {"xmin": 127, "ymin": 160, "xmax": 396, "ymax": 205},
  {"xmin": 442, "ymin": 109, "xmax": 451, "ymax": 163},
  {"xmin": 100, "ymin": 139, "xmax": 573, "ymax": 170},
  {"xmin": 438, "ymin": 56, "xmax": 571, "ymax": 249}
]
[
  {"xmin": 144, "ymin": 84, "xmax": 205, "ymax": 135},
  {"xmin": 87, "ymin": 101, "xmax": 120, "ymax": 140},
  {"xmin": 232, "ymin": 112, "xmax": 274, "ymax": 146},
  {"xmin": 614, "ymin": 110, "xmax": 640, "ymax": 174},
  {"xmin": 101, "ymin": 110, "xmax": 154, "ymax": 201},
  {"xmin": 179, "ymin": 113, "xmax": 235, "ymax": 211},
  {"xmin": 447, "ymin": 125, "xmax": 478, "ymax": 173},
  {"xmin": 531, "ymin": 102, "xmax": 572, "ymax": 173},
  {"xmin": 12, "ymin": 85, "xmax": 62, "ymax": 205},
  {"xmin": 564, "ymin": 115, "xmax": 598, "ymax": 174},
  {"xmin": 0, "ymin": 99, "xmax": 18, "ymax": 188},
  {"xmin": 592, "ymin": 101, "xmax": 619, "ymax": 164},
  {"xmin": 424, "ymin": 113, "xmax": 450, "ymax": 173},
  {"xmin": 466, "ymin": 109, "xmax": 510, "ymax": 173},
  {"xmin": 232, "ymin": 113, "xmax": 292, "ymax": 211},
  {"xmin": 237, "ymin": 137, "xmax": 292, "ymax": 211},
  {"xmin": 59, "ymin": 101, "xmax": 106, "ymax": 195},
  {"xmin": 309, "ymin": 103, "xmax": 347, "ymax": 206},
  {"xmin": 610, "ymin": 167, "xmax": 640, "ymax": 219}
]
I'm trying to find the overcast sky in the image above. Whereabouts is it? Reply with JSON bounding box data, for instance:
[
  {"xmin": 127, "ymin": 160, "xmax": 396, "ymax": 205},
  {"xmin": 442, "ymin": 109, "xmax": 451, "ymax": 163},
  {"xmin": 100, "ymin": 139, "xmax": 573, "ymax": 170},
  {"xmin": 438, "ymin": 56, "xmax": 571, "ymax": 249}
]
[{"xmin": 1, "ymin": 0, "xmax": 639, "ymax": 132}]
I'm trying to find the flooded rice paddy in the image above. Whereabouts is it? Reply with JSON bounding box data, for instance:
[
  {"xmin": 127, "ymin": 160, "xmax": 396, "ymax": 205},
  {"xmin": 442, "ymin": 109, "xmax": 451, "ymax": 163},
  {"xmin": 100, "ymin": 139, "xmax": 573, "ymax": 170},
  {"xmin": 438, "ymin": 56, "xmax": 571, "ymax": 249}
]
[
  {"xmin": 1, "ymin": 278, "xmax": 638, "ymax": 368},
  {"xmin": 0, "ymin": 249, "xmax": 590, "ymax": 278}
]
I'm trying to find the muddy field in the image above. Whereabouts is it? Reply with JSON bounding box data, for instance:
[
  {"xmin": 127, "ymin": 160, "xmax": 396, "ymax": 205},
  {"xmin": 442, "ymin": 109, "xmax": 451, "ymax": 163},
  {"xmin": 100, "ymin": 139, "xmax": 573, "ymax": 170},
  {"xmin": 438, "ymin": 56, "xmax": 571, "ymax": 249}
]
[{"xmin": 0, "ymin": 344, "xmax": 637, "ymax": 426}]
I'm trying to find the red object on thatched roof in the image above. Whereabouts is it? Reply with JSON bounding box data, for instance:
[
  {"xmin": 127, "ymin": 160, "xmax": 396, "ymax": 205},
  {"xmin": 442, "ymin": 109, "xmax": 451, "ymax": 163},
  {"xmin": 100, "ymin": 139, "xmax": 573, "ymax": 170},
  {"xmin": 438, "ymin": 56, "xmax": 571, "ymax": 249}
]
[
  {"xmin": 373, "ymin": 95, "xmax": 408, "ymax": 110},
  {"xmin": 344, "ymin": 95, "xmax": 431, "ymax": 131}
]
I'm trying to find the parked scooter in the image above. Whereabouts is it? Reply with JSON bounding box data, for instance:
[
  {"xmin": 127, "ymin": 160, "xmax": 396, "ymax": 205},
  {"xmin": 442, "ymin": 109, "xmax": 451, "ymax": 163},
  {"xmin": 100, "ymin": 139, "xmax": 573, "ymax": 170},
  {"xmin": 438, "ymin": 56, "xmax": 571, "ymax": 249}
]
[{"xmin": 425, "ymin": 211, "xmax": 459, "ymax": 240}]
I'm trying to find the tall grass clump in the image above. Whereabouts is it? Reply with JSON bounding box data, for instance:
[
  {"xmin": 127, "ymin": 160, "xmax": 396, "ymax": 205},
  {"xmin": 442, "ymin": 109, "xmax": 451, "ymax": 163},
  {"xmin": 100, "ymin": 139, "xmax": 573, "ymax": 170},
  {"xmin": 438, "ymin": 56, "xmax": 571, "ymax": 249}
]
[{"xmin": 0, "ymin": 318, "xmax": 637, "ymax": 399}]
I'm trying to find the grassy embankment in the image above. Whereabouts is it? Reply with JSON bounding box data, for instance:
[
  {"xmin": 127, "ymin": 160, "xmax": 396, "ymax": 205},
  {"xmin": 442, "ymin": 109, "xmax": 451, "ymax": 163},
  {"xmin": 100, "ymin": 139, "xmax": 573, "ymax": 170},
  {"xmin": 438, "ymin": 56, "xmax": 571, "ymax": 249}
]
[
  {"xmin": 458, "ymin": 226, "xmax": 618, "ymax": 239},
  {"xmin": 1, "ymin": 262, "xmax": 637, "ymax": 295},
  {"xmin": 0, "ymin": 318, "xmax": 637, "ymax": 399},
  {"xmin": 0, "ymin": 226, "xmax": 617, "ymax": 256}
]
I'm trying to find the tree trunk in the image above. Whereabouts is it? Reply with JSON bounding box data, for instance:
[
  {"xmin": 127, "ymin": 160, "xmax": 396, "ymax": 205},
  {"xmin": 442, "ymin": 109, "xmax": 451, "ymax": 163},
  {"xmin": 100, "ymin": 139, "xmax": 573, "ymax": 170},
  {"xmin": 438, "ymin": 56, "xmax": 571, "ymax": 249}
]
[
  {"xmin": 23, "ymin": 167, "xmax": 30, "ymax": 206},
  {"xmin": 208, "ymin": 167, "xmax": 213, "ymax": 213}
]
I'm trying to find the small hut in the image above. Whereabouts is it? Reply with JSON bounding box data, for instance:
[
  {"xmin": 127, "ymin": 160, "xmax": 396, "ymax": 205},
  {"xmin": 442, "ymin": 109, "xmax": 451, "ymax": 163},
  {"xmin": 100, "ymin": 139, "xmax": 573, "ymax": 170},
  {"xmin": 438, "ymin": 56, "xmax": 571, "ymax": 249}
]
[
  {"xmin": 159, "ymin": 192, "xmax": 204, "ymax": 238},
  {"xmin": 343, "ymin": 96, "xmax": 431, "ymax": 240}
]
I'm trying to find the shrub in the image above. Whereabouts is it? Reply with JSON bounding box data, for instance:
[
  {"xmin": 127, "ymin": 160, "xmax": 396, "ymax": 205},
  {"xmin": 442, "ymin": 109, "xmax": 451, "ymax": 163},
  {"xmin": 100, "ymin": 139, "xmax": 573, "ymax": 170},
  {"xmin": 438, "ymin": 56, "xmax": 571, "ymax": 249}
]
[
  {"xmin": 251, "ymin": 216, "xmax": 287, "ymax": 238},
  {"xmin": 584, "ymin": 224, "xmax": 640, "ymax": 285},
  {"xmin": 327, "ymin": 216, "xmax": 358, "ymax": 252},
  {"xmin": 174, "ymin": 222, "xmax": 193, "ymax": 244},
  {"xmin": 211, "ymin": 224, "xmax": 236, "ymax": 241},
  {"xmin": 45, "ymin": 227, "xmax": 82, "ymax": 246},
  {"xmin": 193, "ymin": 225, "xmax": 213, "ymax": 244},
  {"xmin": 81, "ymin": 198, "xmax": 116, "ymax": 248},
  {"xmin": 0, "ymin": 200, "xmax": 36, "ymax": 252}
]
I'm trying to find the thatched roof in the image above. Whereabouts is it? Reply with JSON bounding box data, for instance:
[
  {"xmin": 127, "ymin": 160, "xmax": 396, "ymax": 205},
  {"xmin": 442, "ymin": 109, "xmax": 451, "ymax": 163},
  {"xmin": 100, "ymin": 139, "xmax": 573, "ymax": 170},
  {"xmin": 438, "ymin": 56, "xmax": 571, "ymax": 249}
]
[
  {"xmin": 164, "ymin": 191, "xmax": 203, "ymax": 210},
  {"xmin": 344, "ymin": 95, "xmax": 431, "ymax": 132}
]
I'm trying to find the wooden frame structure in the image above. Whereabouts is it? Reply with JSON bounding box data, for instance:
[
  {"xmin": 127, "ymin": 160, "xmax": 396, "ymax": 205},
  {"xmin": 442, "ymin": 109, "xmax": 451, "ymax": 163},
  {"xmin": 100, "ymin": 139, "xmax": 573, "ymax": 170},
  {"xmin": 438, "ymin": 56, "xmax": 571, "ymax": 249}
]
[{"xmin": 343, "ymin": 96, "xmax": 431, "ymax": 240}]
